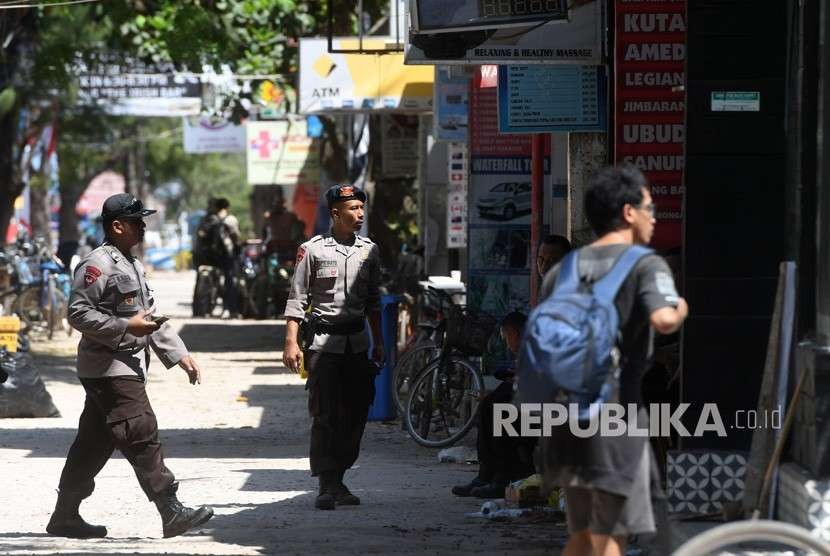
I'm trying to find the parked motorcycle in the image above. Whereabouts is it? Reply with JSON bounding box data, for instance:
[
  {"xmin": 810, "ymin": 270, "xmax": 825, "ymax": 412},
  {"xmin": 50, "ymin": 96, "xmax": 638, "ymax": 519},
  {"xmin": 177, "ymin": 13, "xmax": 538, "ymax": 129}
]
[{"xmin": 250, "ymin": 248, "xmax": 294, "ymax": 319}]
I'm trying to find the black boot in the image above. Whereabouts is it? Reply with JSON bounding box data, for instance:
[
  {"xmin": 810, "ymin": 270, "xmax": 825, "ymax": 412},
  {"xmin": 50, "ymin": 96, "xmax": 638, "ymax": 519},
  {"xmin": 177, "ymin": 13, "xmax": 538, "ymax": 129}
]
[
  {"xmin": 451, "ymin": 476, "xmax": 488, "ymax": 497},
  {"xmin": 153, "ymin": 483, "xmax": 214, "ymax": 538},
  {"xmin": 46, "ymin": 490, "xmax": 107, "ymax": 539},
  {"xmin": 470, "ymin": 478, "xmax": 509, "ymax": 499},
  {"xmin": 332, "ymin": 469, "xmax": 360, "ymax": 506},
  {"xmin": 315, "ymin": 472, "xmax": 337, "ymax": 510}
]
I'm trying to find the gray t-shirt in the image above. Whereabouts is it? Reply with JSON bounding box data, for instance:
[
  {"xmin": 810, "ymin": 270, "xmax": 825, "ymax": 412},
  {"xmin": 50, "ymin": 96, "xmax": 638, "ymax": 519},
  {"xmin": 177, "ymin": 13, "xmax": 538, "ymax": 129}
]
[
  {"xmin": 538, "ymin": 244, "xmax": 679, "ymax": 497},
  {"xmin": 539, "ymin": 244, "xmax": 678, "ymax": 404}
]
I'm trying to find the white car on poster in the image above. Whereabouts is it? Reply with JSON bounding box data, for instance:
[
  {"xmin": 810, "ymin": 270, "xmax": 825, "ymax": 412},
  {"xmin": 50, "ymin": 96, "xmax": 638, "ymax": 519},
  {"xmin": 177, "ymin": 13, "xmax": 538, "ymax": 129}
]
[{"xmin": 476, "ymin": 182, "xmax": 532, "ymax": 221}]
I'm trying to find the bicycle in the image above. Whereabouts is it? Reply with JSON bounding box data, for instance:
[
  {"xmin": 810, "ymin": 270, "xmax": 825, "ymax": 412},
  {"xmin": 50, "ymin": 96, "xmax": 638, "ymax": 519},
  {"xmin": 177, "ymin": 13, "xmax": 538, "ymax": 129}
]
[
  {"xmin": 391, "ymin": 287, "xmax": 455, "ymax": 415},
  {"xmin": 8, "ymin": 238, "xmax": 70, "ymax": 339},
  {"xmin": 404, "ymin": 303, "xmax": 497, "ymax": 448},
  {"xmin": 673, "ymin": 519, "xmax": 830, "ymax": 555}
]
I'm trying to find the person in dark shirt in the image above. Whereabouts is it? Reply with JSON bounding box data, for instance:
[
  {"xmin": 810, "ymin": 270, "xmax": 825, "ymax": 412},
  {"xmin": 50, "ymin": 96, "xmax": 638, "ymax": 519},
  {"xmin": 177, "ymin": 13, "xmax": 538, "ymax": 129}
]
[
  {"xmin": 536, "ymin": 234, "xmax": 571, "ymax": 279},
  {"xmin": 451, "ymin": 312, "xmax": 534, "ymax": 498},
  {"xmin": 537, "ymin": 164, "xmax": 688, "ymax": 556}
]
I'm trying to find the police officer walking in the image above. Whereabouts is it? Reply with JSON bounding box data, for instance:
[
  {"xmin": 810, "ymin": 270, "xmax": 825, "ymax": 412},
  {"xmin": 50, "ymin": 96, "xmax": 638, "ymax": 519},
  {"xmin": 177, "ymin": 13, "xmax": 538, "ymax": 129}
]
[
  {"xmin": 47, "ymin": 194, "xmax": 214, "ymax": 539},
  {"xmin": 283, "ymin": 184, "xmax": 383, "ymax": 510}
]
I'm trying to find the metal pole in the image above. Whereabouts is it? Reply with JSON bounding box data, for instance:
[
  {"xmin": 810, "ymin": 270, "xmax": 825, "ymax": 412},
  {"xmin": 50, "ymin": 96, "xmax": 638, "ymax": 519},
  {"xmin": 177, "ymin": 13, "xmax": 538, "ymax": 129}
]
[
  {"xmin": 530, "ymin": 134, "xmax": 545, "ymax": 305},
  {"xmin": 816, "ymin": 0, "xmax": 830, "ymax": 346}
]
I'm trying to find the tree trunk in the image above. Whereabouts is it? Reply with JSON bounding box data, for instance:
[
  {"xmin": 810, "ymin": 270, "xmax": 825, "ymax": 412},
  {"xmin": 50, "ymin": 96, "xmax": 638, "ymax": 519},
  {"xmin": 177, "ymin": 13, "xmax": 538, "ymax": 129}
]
[
  {"xmin": 58, "ymin": 185, "xmax": 82, "ymax": 244},
  {"xmin": 0, "ymin": 109, "xmax": 23, "ymax": 243},
  {"xmin": 29, "ymin": 177, "xmax": 51, "ymax": 238}
]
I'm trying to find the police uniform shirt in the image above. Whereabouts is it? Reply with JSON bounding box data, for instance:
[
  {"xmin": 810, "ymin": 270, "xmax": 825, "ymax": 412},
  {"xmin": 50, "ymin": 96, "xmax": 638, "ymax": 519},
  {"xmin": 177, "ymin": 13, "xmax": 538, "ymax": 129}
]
[
  {"xmin": 68, "ymin": 243, "xmax": 188, "ymax": 378},
  {"xmin": 284, "ymin": 233, "xmax": 381, "ymax": 353}
]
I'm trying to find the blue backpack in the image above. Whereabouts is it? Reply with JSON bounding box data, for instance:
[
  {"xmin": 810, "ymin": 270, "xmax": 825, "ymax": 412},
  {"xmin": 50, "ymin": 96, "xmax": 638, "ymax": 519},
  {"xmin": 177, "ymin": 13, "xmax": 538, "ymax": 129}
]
[{"xmin": 517, "ymin": 245, "xmax": 652, "ymax": 420}]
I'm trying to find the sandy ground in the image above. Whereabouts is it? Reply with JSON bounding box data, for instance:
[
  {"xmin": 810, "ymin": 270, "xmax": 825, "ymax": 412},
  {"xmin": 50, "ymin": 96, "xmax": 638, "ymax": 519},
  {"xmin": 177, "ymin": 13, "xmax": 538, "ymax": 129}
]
[{"xmin": 0, "ymin": 271, "xmax": 567, "ymax": 555}]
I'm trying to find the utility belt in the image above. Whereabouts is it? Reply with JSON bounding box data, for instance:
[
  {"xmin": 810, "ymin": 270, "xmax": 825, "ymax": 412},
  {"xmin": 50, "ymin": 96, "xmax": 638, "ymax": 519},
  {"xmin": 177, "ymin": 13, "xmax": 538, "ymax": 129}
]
[
  {"xmin": 315, "ymin": 319, "xmax": 365, "ymax": 335},
  {"xmin": 300, "ymin": 316, "xmax": 364, "ymax": 350}
]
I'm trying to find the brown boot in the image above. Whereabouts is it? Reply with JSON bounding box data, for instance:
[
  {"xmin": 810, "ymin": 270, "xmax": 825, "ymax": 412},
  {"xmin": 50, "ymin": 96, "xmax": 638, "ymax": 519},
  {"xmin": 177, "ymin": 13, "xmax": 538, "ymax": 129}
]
[{"xmin": 46, "ymin": 490, "xmax": 107, "ymax": 539}]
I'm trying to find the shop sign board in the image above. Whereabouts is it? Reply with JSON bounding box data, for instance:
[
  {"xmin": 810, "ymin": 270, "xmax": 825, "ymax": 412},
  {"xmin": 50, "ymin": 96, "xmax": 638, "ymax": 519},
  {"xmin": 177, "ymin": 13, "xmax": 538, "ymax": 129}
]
[
  {"xmin": 711, "ymin": 91, "xmax": 760, "ymax": 112},
  {"xmin": 497, "ymin": 64, "xmax": 606, "ymax": 133},
  {"xmin": 76, "ymin": 56, "xmax": 202, "ymax": 117},
  {"xmin": 614, "ymin": 0, "xmax": 687, "ymax": 250},
  {"xmin": 245, "ymin": 120, "xmax": 320, "ymax": 185},
  {"xmin": 299, "ymin": 38, "xmax": 434, "ymax": 113},
  {"xmin": 183, "ymin": 117, "xmax": 246, "ymax": 153},
  {"xmin": 405, "ymin": 0, "xmax": 601, "ymax": 65}
]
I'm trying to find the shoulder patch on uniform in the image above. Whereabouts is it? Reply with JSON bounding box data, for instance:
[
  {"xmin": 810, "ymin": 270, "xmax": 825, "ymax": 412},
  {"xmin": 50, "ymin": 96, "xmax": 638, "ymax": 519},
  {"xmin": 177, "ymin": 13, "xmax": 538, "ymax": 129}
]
[
  {"xmin": 84, "ymin": 266, "xmax": 102, "ymax": 287},
  {"xmin": 296, "ymin": 246, "xmax": 307, "ymax": 263}
]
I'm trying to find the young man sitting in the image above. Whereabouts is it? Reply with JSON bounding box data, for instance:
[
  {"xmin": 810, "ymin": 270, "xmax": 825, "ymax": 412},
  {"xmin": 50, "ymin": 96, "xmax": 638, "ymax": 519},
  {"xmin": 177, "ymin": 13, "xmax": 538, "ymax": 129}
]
[{"xmin": 452, "ymin": 311, "xmax": 534, "ymax": 498}]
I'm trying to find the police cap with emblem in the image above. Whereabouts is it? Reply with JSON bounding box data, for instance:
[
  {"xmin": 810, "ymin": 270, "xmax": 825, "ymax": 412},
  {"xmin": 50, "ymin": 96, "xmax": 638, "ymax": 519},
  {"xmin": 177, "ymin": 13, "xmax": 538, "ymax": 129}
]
[
  {"xmin": 325, "ymin": 184, "xmax": 366, "ymax": 208},
  {"xmin": 101, "ymin": 193, "xmax": 157, "ymax": 219}
]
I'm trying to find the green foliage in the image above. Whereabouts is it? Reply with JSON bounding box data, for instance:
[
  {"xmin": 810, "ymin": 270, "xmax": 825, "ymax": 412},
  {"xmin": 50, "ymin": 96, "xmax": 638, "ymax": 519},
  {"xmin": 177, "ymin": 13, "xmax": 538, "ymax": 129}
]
[
  {"xmin": 3, "ymin": 0, "xmax": 391, "ymax": 237},
  {"xmin": 0, "ymin": 88, "xmax": 15, "ymax": 117}
]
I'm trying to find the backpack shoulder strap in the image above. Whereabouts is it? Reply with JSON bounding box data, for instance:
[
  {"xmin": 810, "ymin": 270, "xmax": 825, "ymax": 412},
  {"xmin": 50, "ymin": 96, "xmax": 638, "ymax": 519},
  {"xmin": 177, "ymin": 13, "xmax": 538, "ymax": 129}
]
[
  {"xmin": 592, "ymin": 245, "xmax": 653, "ymax": 304},
  {"xmin": 552, "ymin": 250, "xmax": 581, "ymax": 296}
]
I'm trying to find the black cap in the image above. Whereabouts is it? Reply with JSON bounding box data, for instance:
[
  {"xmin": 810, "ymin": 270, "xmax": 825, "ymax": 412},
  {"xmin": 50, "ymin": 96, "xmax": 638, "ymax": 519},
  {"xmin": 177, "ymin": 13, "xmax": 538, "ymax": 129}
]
[
  {"xmin": 101, "ymin": 193, "xmax": 157, "ymax": 219},
  {"xmin": 325, "ymin": 184, "xmax": 366, "ymax": 208}
]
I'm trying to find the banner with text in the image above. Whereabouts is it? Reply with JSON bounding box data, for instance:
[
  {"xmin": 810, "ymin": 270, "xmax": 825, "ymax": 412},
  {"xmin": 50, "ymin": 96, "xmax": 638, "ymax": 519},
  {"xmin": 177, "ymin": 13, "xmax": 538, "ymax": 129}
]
[{"xmin": 614, "ymin": 0, "xmax": 686, "ymax": 251}]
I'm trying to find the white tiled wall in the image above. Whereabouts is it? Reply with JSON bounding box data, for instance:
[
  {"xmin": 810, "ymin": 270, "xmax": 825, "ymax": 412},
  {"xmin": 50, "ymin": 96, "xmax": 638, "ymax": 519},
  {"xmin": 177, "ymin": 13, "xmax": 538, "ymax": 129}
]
[{"xmin": 778, "ymin": 462, "xmax": 830, "ymax": 542}]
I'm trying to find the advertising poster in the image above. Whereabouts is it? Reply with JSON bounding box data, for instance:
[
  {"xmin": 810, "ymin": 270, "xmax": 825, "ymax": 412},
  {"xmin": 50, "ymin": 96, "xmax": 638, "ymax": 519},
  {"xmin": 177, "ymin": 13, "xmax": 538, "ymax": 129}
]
[
  {"xmin": 245, "ymin": 119, "xmax": 320, "ymax": 185},
  {"xmin": 405, "ymin": 0, "xmax": 602, "ymax": 65},
  {"xmin": 614, "ymin": 0, "xmax": 686, "ymax": 250},
  {"xmin": 380, "ymin": 114, "xmax": 419, "ymax": 178},
  {"xmin": 183, "ymin": 116, "xmax": 246, "ymax": 153},
  {"xmin": 447, "ymin": 142, "xmax": 468, "ymax": 248},
  {"xmin": 467, "ymin": 66, "xmax": 550, "ymax": 319},
  {"xmin": 434, "ymin": 66, "xmax": 470, "ymax": 142},
  {"xmin": 299, "ymin": 38, "xmax": 434, "ymax": 113}
]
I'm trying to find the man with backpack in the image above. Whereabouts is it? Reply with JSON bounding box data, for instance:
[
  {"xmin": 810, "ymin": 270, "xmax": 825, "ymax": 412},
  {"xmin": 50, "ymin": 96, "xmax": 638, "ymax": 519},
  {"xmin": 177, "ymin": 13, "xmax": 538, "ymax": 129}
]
[{"xmin": 523, "ymin": 164, "xmax": 688, "ymax": 556}]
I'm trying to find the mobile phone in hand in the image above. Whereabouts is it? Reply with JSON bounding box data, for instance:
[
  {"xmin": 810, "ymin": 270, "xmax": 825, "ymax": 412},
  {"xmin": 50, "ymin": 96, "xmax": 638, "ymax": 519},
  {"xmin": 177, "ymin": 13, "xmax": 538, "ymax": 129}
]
[{"xmin": 152, "ymin": 315, "xmax": 170, "ymax": 326}]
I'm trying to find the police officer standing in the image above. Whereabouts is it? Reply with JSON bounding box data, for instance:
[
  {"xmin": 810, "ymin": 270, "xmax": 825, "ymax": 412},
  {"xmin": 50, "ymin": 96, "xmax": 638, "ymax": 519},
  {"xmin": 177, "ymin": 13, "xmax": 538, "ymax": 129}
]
[
  {"xmin": 283, "ymin": 184, "xmax": 382, "ymax": 510},
  {"xmin": 47, "ymin": 194, "xmax": 213, "ymax": 539}
]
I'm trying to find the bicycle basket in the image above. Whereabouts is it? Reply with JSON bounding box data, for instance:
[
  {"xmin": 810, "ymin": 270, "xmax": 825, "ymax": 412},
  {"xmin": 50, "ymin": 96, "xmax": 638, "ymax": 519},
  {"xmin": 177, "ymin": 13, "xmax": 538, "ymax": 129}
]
[{"xmin": 444, "ymin": 305, "xmax": 497, "ymax": 356}]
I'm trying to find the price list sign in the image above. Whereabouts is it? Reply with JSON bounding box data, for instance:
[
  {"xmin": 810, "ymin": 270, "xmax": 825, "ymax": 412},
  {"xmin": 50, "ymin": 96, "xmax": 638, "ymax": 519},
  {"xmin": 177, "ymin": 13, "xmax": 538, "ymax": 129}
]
[{"xmin": 497, "ymin": 65, "xmax": 606, "ymax": 133}]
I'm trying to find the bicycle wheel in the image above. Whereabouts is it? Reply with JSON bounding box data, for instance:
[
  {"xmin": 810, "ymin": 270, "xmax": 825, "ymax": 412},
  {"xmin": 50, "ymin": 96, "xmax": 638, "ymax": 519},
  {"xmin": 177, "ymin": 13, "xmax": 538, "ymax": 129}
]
[
  {"xmin": 393, "ymin": 342, "xmax": 439, "ymax": 415},
  {"xmin": 404, "ymin": 355, "xmax": 484, "ymax": 448},
  {"xmin": 673, "ymin": 519, "xmax": 830, "ymax": 556},
  {"xmin": 14, "ymin": 287, "xmax": 43, "ymax": 333}
]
